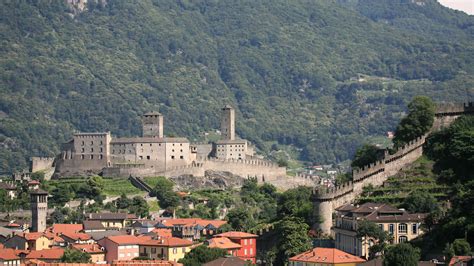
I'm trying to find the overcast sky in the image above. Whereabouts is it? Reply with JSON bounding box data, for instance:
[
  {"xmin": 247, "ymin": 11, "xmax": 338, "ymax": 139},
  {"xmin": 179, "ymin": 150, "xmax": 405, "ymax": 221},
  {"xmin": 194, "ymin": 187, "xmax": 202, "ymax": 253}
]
[{"xmin": 438, "ymin": 0, "xmax": 473, "ymax": 15}]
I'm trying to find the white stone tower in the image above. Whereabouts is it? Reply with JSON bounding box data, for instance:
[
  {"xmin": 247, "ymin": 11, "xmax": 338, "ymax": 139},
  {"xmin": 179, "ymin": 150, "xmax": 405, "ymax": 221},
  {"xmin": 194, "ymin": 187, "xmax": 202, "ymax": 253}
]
[
  {"xmin": 221, "ymin": 105, "xmax": 235, "ymax": 140},
  {"xmin": 30, "ymin": 189, "xmax": 48, "ymax": 232},
  {"xmin": 142, "ymin": 112, "xmax": 164, "ymax": 138}
]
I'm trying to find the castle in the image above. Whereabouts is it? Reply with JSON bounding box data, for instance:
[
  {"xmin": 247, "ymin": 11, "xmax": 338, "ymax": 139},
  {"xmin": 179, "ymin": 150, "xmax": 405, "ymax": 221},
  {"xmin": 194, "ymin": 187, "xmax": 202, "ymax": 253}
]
[
  {"xmin": 52, "ymin": 105, "xmax": 286, "ymax": 181},
  {"xmin": 312, "ymin": 102, "xmax": 474, "ymax": 235}
]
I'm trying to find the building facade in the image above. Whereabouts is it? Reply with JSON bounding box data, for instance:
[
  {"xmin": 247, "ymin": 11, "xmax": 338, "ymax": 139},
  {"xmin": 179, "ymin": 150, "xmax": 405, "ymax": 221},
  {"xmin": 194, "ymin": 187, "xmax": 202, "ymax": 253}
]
[
  {"xmin": 30, "ymin": 189, "xmax": 48, "ymax": 233},
  {"xmin": 213, "ymin": 231, "xmax": 257, "ymax": 263},
  {"xmin": 333, "ymin": 203, "xmax": 426, "ymax": 258}
]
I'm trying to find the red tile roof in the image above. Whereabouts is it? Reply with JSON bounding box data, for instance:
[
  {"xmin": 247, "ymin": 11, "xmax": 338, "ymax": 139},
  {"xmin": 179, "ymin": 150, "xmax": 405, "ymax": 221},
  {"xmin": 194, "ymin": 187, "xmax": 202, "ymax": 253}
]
[
  {"xmin": 449, "ymin": 256, "xmax": 472, "ymax": 266},
  {"xmin": 207, "ymin": 237, "xmax": 241, "ymax": 250},
  {"xmin": 61, "ymin": 232, "xmax": 91, "ymax": 241},
  {"xmin": 23, "ymin": 232, "xmax": 49, "ymax": 241},
  {"xmin": 214, "ymin": 231, "xmax": 257, "ymax": 239},
  {"xmin": 106, "ymin": 235, "xmax": 140, "ymax": 245},
  {"xmin": 159, "ymin": 218, "xmax": 227, "ymax": 228},
  {"xmin": 26, "ymin": 248, "xmax": 65, "ymax": 260},
  {"xmin": 289, "ymin": 247, "xmax": 366, "ymax": 264},
  {"xmin": 0, "ymin": 248, "xmax": 20, "ymax": 260},
  {"xmin": 72, "ymin": 243, "xmax": 105, "ymax": 254},
  {"xmin": 50, "ymin": 224, "xmax": 83, "ymax": 234},
  {"xmin": 151, "ymin": 228, "xmax": 172, "ymax": 238},
  {"xmin": 140, "ymin": 237, "xmax": 193, "ymax": 247}
]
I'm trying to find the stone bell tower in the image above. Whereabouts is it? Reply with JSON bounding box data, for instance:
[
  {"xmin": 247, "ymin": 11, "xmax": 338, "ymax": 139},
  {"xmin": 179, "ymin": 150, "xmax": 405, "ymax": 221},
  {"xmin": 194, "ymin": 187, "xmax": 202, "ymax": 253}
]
[
  {"xmin": 142, "ymin": 112, "xmax": 164, "ymax": 138},
  {"xmin": 221, "ymin": 105, "xmax": 235, "ymax": 141},
  {"xmin": 30, "ymin": 189, "xmax": 48, "ymax": 232}
]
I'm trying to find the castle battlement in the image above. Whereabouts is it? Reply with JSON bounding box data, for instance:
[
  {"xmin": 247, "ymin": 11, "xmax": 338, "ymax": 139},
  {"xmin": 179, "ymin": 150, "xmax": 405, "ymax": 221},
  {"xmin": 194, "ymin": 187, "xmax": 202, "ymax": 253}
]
[
  {"xmin": 435, "ymin": 102, "xmax": 474, "ymax": 116},
  {"xmin": 313, "ymin": 181, "xmax": 354, "ymax": 201}
]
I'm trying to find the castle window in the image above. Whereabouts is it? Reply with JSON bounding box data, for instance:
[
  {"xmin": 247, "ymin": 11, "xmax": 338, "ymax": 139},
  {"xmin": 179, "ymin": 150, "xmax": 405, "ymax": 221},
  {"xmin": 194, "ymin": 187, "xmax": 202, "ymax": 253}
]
[
  {"xmin": 81, "ymin": 155, "xmax": 84, "ymax": 160},
  {"xmin": 172, "ymin": 149, "xmax": 175, "ymax": 152},
  {"xmin": 100, "ymin": 147, "xmax": 103, "ymax": 152},
  {"xmin": 81, "ymin": 148, "xmax": 85, "ymax": 153},
  {"xmin": 180, "ymin": 144, "xmax": 183, "ymax": 146},
  {"xmin": 150, "ymin": 144, "xmax": 152, "ymax": 146},
  {"xmin": 171, "ymin": 156, "xmax": 175, "ymax": 159},
  {"xmin": 180, "ymin": 156, "xmax": 184, "ymax": 159},
  {"xmin": 99, "ymin": 155, "xmax": 103, "ymax": 160},
  {"xmin": 139, "ymin": 156, "xmax": 143, "ymax": 160},
  {"xmin": 90, "ymin": 141, "xmax": 93, "ymax": 145},
  {"xmin": 129, "ymin": 150, "xmax": 131, "ymax": 153},
  {"xmin": 81, "ymin": 141, "xmax": 84, "ymax": 146},
  {"xmin": 180, "ymin": 149, "xmax": 183, "ymax": 152},
  {"xmin": 100, "ymin": 141, "xmax": 103, "ymax": 145},
  {"xmin": 173, "ymin": 144, "xmax": 175, "ymax": 146},
  {"xmin": 90, "ymin": 155, "xmax": 94, "ymax": 159},
  {"xmin": 147, "ymin": 156, "xmax": 150, "ymax": 160}
]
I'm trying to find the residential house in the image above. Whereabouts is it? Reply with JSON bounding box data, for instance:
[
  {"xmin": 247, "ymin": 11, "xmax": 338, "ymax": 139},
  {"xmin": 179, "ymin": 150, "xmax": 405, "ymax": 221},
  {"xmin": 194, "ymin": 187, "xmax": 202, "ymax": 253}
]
[
  {"xmin": 97, "ymin": 235, "xmax": 140, "ymax": 262},
  {"xmin": 87, "ymin": 230, "xmax": 127, "ymax": 242},
  {"xmin": 49, "ymin": 224, "xmax": 83, "ymax": 235},
  {"xmin": 60, "ymin": 232, "xmax": 93, "ymax": 245},
  {"xmin": 82, "ymin": 221, "xmax": 106, "ymax": 233},
  {"xmin": 4, "ymin": 233, "xmax": 51, "ymax": 251},
  {"xmin": 25, "ymin": 248, "xmax": 64, "ymax": 263},
  {"xmin": 139, "ymin": 236, "xmax": 193, "ymax": 262},
  {"xmin": 27, "ymin": 180, "xmax": 40, "ymax": 190},
  {"xmin": 334, "ymin": 203, "xmax": 426, "ymax": 258},
  {"xmin": 206, "ymin": 237, "xmax": 241, "ymax": 256},
  {"xmin": 72, "ymin": 243, "xmax": 106, "ymax": 264},
  {"xmin": 132, "ymin": 220, "xmax": 156, "ymax": 234},
  {"xmin": 87, "ymin": 213, "xmax": 128, "ymax": 229},
  {"xmin": 289, "ymin": 247, "xmax": 366, "ymax": 266},
  {"xmin": 0, "ymin": 248, "xmax": 20, "ymax": 266},
  {"xmin": 213, "ymin": 231, "xmax": 257, "ymax": 263},
  {"xmin": 157, "ymin": 218, "xmax": 227, "ymax": 241}
]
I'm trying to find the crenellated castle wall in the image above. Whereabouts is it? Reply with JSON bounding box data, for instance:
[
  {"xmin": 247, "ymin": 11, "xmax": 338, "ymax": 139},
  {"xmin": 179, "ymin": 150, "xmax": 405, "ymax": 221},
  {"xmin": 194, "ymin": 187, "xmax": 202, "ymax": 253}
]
[{"xmin": 312, "ymin": 102, "xmax": 473, "ymax": 235}]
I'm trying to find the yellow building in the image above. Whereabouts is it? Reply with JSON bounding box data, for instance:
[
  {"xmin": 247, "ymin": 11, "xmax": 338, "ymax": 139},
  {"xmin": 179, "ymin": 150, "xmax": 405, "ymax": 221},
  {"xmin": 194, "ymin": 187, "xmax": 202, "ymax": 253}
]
[
  {"xmin": 72, "ymin": 243, "xmax": 106, "ymax": 264},
  {"xmin": 333, "ymin": 203, "xmax": 426, "ymax": 258},
  {"xmin": 139, "ymin": 237, "xmax": 194, "ymax": 262},
  {"xmin": 289, "ymin": 247, "xmax": 365, "ymax": 266},
  {"xmin": 3, "ymin": 233, "xmax": 51, "ymax": 251},
  {"xmin": 86, "ymin": 213, "xmax": 127, "ymax": 229}
]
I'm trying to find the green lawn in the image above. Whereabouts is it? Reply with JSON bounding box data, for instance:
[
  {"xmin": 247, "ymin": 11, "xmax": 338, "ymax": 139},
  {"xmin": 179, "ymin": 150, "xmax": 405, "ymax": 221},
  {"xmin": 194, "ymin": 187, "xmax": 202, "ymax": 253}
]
[
  {"xmin": 102, "ymin": 178, "xmax": 142, "ymax": 196},
  {"xmin": 142, "ymin": 176, "xmax": 168, "ymax": 189}
]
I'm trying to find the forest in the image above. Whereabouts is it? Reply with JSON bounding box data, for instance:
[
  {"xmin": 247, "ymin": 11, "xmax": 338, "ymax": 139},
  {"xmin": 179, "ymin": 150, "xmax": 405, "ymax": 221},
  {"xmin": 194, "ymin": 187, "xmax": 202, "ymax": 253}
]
[{"xmin": 1, "ymin": 0, "xmax": 473, "ymax": 173}]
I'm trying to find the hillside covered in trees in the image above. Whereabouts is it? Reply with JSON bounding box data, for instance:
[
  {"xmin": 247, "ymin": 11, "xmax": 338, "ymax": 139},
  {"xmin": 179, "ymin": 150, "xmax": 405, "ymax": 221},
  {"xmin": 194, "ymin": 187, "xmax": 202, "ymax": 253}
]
[{"xmin": 1, "ymin": 0, "xmax": 473, "ymax": 173}]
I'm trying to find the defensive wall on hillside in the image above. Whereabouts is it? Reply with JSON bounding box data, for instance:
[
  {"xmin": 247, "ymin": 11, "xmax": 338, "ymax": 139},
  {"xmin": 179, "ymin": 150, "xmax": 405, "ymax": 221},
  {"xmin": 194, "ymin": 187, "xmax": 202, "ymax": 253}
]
[
  {"xmin": 102, "ymin": 157, "xmax": 287, "ymax": 182},
  {"xmin": 312, "ymin": 102, "xmax": 474, "ymax": 235}
]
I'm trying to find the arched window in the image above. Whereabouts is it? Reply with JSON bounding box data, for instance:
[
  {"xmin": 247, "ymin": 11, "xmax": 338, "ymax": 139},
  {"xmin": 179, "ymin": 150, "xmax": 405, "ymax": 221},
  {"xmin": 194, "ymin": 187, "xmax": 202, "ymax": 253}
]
[{"xmin": 398, "ymin": 236, "xmax": 408, "ymax": 243}]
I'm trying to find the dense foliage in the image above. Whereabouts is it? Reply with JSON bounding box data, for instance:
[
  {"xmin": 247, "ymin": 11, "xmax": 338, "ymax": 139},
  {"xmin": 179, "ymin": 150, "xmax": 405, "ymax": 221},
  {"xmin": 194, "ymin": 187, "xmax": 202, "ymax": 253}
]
[
  {"xmin": 351, "ymin": 144, "xmax": 383, "ymax": 169},
  {"xmin": 393, "ymin": 96, "xmax": 436, "ymax": 148},
  {"xmin": 178, "ymin": 245, "xmax": 227, "ymax": 266},
  {"xmin": 1, "ymin": 0, "xmax": 473, "ymax": 173},
  {"xmin": 60, "ymin": 248, "xmax": 92, "ymax": 263},
  {"xmin": 383, "ymin": 243, "xmax": 420, "ymax": 266}
]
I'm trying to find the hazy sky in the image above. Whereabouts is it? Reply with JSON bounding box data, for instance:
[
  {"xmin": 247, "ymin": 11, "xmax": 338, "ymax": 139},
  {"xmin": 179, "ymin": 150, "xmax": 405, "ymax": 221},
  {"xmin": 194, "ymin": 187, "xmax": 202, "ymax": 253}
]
[{"xmin": 438, "ymin": 0, "xmax": 473, "ymax": 15}]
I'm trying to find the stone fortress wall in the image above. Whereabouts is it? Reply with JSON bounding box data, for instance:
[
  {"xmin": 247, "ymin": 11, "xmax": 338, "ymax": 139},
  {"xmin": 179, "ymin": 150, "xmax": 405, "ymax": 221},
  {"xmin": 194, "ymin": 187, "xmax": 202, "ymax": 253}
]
[{"xmin": 312, "ymin": 102, "xmax": 474, "ymax": 235}]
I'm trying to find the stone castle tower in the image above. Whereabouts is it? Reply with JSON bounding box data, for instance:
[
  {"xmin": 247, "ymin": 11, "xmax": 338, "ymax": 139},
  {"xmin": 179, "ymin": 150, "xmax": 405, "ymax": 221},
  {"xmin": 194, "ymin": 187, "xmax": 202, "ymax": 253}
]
[
  {"xmin": 30, "ymin": 189, "xmax": 48, "ymax": 232},
  {"xmin": 142, "ymin": 112, "xmax": 164, "ymax": 138},
  {"xmin": 221, "ymin": 105, "xmax": 235, "ymax": 140}
]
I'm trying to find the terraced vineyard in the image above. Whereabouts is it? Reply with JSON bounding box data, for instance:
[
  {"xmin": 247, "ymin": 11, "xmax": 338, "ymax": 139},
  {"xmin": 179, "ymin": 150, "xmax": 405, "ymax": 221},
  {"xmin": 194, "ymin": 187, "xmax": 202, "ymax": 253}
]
[{"xmin": 356, "ymin": 156, "xmax": 448, "ymax": 206}]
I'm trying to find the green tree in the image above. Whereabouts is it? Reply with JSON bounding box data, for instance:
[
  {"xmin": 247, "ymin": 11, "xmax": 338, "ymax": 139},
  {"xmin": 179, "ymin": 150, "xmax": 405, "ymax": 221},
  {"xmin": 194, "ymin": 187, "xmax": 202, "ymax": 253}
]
[
  {"xmin": 178, "ymin": 245, "xmax": 226, "ymax": 266},
  {"xmin": 357, "ymin": 220, "xmax": 391, "ymax": 259},
  {"xmin": 60, "ymin": 248, "xmax": 91, "ymax": 263},
  {"xmin": 452, "ymin": 239, "xmax": 471, "ymax": 255},
  {"xmin": 276, "ymin": 216, "xmax": 312, "ymax": 264},
  {"xmin": 351, "ymin": 144, "xmax": 382, "ymax": 169},
  {"xmin": 277, "ymin": 186, "xmax": 313, "ymax": 225},
  {"xmin": 151, "ymin": 177, "xmax": 180, "ymax": 209},
  {"xmin": 402, "ymin": 191, "xmax": 439, "ymax": 213},
  {"xmin": 226, "ymin": 207, "xmax": 254, "ymax": 231},
  {"xmin": 443, "ymin": 243, "xmax": 455, "ymax": 263},
  {"xmin": 115, "ymin": 193, "xmax": 131, "ymax": 209},
  {"xmin": 393, "ymin": 96, "xmax": 435, "ymax": 148},
  {"xmin": 130, "ymin": 196, "xmax": 149, "ymax": 218},
  {"xmin": 383, "ymin": 243, "xmax": 420, "ymax": 266}
]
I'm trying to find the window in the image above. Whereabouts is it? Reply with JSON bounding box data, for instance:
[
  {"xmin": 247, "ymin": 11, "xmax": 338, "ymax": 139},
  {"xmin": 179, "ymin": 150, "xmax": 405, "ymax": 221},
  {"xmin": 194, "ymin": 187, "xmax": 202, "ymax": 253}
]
[
  {"xmin": 99, "ymin": 155, "xmax": 103, "ymax": 160},
  {"xmin": 399, "ymin": 236, "xmax": 408, "ymax": 243},
  {"xmin": 250, "ymin": 248, "xmax": 253, "ymax": 255},
  {"xmin": 151, "ymin": 248, "xmax": 156, "ymax": 254},
  {"xmin": 81, "ymin": 141, "xmax": 84, "ymax": 146},
  {"xmin": 139, "ymin": 156, "xmax": 143, "ymax": 160},
  {"xmin": 90, "ymin": 155, "xmax": 94, "ymax": 159},
  {"xmin": 150, "ymin": 144, "xmax": 152, "ymax": 146},
  {"xmin": 412, "ymin": 223, "xmax": 417, "ymax": 234},
  {"xmin": 171, "ymin": 155, "xmax": 175, "ymax": 159},
  {"xmin": 100, "ymin": 140, "xmax": 103, "ymax": 145},
  {"xmin": 100, "ymin": 147, "xmax": 103, "ymax": 152},
  {"xmin": 244, "ymin": 249, "xmax": 247, "ymax": 255},
  {"xmin": 147, "ymin": 156, "xmax": 150, "ymax": 160},
  {"xmin": 91, "ymin": 148, "xmax": 94, "ymax": 152},
  {"xmin": 173, "ymin": 248, "xmax": 177, "ymax": 254},
  {"xmin": 172, "ymin": 149, "xmax": 175, "ymax": 152},
  {"xmin": 379, "ymin": 224, "xmax": 384, "ymax": 230},
  {"xmin": 249, "ymin": 239, "xmax": 252, "ymax": 244},
  {"xmin": 389, "ymin": 224, "xmax": 394, "ymax": 234},
  {"xmin": 81, "ymin": 148, "xmax": 85, "ymax": 153},
  {"xmin": 90, "ymin": 141, "xmax": 94, "ymax": 145},
  {"xmin": 398, "ymin": 223, "xmax": 407, "ymax": 234},
  {"xmin": 180, "ymin": 156, "xmax": 184, "ymax": 159},
  {"xmin": 244, "ymin": 239, "xmax": 247, "ymax": 245}
]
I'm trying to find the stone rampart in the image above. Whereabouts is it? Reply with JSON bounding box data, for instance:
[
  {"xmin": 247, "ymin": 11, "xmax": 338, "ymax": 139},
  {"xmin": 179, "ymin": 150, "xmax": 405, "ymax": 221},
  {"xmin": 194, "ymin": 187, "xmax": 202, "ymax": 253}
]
[
  {"xmin": 312, "ymin": 102, "xmax": 473, "ymax": 235},
  {"xmin": 30, "ymin": 157, "xmax": 55, "ymax": 173}
]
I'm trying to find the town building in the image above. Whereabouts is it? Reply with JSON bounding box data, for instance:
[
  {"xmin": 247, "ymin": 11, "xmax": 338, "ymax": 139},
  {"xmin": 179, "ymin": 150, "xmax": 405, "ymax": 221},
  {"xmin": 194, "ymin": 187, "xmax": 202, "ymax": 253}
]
[
  {"xmin": 60, "ymin": 232, "xmax": 93, "ymax": 245},
  {"xmin": 25, "ymin": 248, "xmax": 65, "ymax": 263},
  {"xmin": 139, "ymin": 236, "xmax": 193, "ymax": 262},
  {"xmin": 0, "ymin": 248, "xmax": 20, "ymax": 266},
  {"xmin": 86, "ymin": 213, "xmax": 128, "ymax": 229},
  {"xmin": 72, "ymin": 243, "xmax": 106, "ymax": 264},
  {"xmin": 213, "ymin": 231, "xmax": 257, "ymax": 263},
  {"xmin": 333, "ymin": 203, "xmax": 426, "ymax": 258},
  {"xmin": 0, "ymin": 182, "xmax": 16, "ymax": 199},
  {"xmin": 203, "ymin": 257, "xmax": 248, "ymax": 266},
  {"xmin": 97, "ymin": 235, "xmax": 140, "ymax": 263},
  {"xmin": 206, "ymin": 237, "xmax": 241, "ymax": 256},
  {"xmin": 82, "ymin": 220, "xmax": 106, "ymax": 233},
  {"xmin": 30, "ymin": 189, "xmax": 48, "ymax": 233},
  {"xmin": 289, "ymin": 247, "xmax": 366, "ymax": 266}
]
